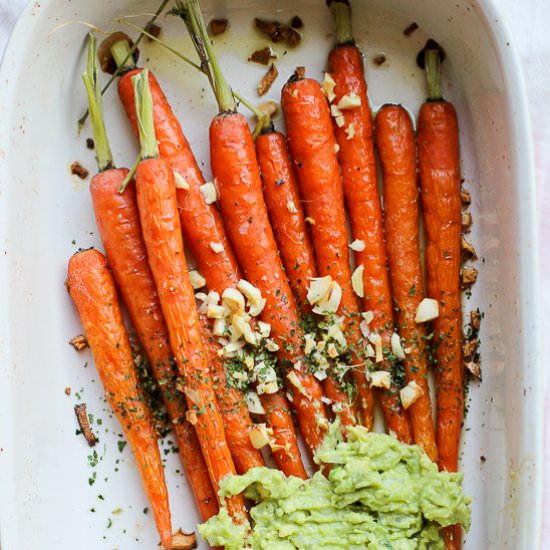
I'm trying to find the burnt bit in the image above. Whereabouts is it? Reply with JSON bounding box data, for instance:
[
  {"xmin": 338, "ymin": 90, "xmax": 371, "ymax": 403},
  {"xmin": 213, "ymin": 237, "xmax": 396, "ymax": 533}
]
[
  {"xmin": 145, "ymin": 23, "xmax": 161, "ymax": 40},
  {"xmin": 290, "ymin": 15, "xmax": 304, "ymax": 29},
  {"xmin": 465, "ymin": 361, "xmax": 481, "ymax": 380},
  {"xmin": 403, "ymin": 22, "xmax": 419, "ymax": 36},
  {"xmin": 254, "ymin": 17, "xmax": 301, "ymax": 47},
  {"xmin": 69, "ymin": 334, "xmax": 89, "ymax": 351},
  {"xmin": 70, "ymin": 162, "xmax": 89, "ymax": 180},
  {"xmin": 171, "ymin": 529, "xmax": 197, "ymax": 549},
  {"xmin": 97, "ymin": 32, "xmax": 138, "ymax": 75},
  {"xmin": 461, "ymin": 211, "xmax": 473, "ymax": 230},
  {"xmin": 461, "ymin": 236, "xmax": 477, "ymax": 260},
  {"xmin": 286, "ymin": 28, "xmax": 302, "ymax": 47},
  {"xmin": 74, "ymin": 403, "xmax": 98, "ymax": 447},
  {"xmin": 209, "ymin": 18, "xmax": 228, "ymax": 36},
  {"xmin": 470, "ymin": 309, "xmax": 481, "ymax": 332},
  {"xmin": 460, "ymin": 189, "xmax": 471, "ymax": 206},
  {"xmin": 463, "ymin": 338, "xmax": 479, "ymax": 360},
  {"xmin": 461, "ymin": 267, "xmax": 478, "ymax": 288},
  {"xmin": 416, "ymin": 38, "xmax": 446, "ymax": 70},
  {"xmin": 258, "ymin": 63, "xmax": 279, "ymax": 96},
  {"xmin": 86, "ymin": 138, "xmax": 95, "ymax": 150},
  {"xmin": 480, "ymin": 455, "xmax": 486, "ymax": 463},
  {"xmin": 248, "ymin": 46, "xmax": 276, "ymax": 65},
  {"xmin": 373, "ymin": 54, "xmax": 387, "ymax": 66}
]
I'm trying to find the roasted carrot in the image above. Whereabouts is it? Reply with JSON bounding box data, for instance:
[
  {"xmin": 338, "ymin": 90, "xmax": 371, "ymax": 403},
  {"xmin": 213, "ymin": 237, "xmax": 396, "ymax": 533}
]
[
  {"xmin": 281, "ymin": 73, "xmax": 376, "ymax": 431},
  {"xmin": 67, "ymin": 249, "xmax": 173, "ymax": 548},
  {"xmin": 376, "ymin": 104, "xmax": 438, "ymax": 462},
  {"xmin": 256, "ymin": 127, "xmax": 357, "ymax": 425},
  {"xmin": 109, "ymin": 38, "xmax": 263, "ymax": 476},
  {"xmin": 131, "ymin": 70, "xmax": 245, "ymax": 521},
  {"xmin": 177, "ymin": 0, "xmax": 329, "ymax": 465},
  {"xmin": 418, "ymin": 41, "xmax": 464, "ymax": 550},
  {"xmin": 81, "ymin": 34, "xmax": 219, "ymax": 521},
  {"xmin": 324, "ymin": 0, "xmax": 412, "ymax": 442}
]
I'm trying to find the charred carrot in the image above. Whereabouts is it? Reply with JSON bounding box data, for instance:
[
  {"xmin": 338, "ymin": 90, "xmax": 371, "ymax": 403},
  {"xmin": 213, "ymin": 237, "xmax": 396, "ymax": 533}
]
[
  {"xmin": 131, "ymin": 70, "xmax": 245, "ymax": 521},
  {"xmin": 81, "ymin": 34, "xmax": 218, "ymax": 521},
  {"xmin": 256, "ymin": 127, "xmax": 357, "ymax": 425},
  {"xmin": 325, "ymin": 0, "xmax": 412, "ymax": 442},
  {"xmin": 376, "ymin": 104, "xmax": 438, "ymax": 462},
  {"xmin": 67, "ymin": 249, "xmax": 173, "ymax": 548},
  {"xmin": 178, "ymin": 0, "xmax": 329, "ymax": 464},
  {"xmin": 109, "ymin": 37, "xmax": 263, "ymax": 476},
  {"xmin": 418, "ymin": 41, "xmax": 464, "ymax": 550}
]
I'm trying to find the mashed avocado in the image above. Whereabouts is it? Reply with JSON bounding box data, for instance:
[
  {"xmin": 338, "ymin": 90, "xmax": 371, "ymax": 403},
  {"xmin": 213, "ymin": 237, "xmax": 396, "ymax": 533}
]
[{"xmin": 199, "ymin": 423, "xmax": 470, "ymax": 549}]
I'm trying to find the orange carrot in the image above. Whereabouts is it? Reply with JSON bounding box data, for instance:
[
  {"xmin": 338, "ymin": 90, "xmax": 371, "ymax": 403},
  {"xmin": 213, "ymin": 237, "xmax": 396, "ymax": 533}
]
[
  {"xmin": 326, "ymin": 1, "xmax": 412, "ymax": 442},
  {"xmin": 177, "ymin": 0, "xmax": 329, "ymax": 465},
  {"xmin": 418, "ymin": 41, "xmax": 464, "ymax": 550},
  {"xmin": 281, "ymin": 73, "xmax": 374, "ymax": 431},
  {"xmin": 131, "ymin": 70, "xmax": 245, "ymax": 521},
  {"xmin": 67, "ymin": 249, "xmax": 173, "ymax": 548},
  {"xmin": 418, "ymin": 42, "xmax": 464, "ymax": 475},
  {"xmin": 256, "ymin": 128, "xmax": 357, "ymax": 425},
  {"xmin": 376, "ymin": 104, "xmax": 438, "ymax": 462},
  {"xmin": 81, "ymin": 36, "xmax": 219, "ymax": 522}
]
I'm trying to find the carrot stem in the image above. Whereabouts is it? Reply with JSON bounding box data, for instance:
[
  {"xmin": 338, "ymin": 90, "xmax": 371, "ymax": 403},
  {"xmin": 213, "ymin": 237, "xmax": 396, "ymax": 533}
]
[
  {"xmin": 175, "ymin": 0, "xmax": 236, "ymax": 112},
  {"xmin": 111, "ymin": 38, "xmax": 136, "ymax": 72},
  {"xmin": 77, "ymin": 0, "xmax": 171, "ymax": 131},
  {"xmin": 81, "ymin": 33, "xmax": 113, "ymax": 172},
  {"xmin": 330, "ymin": 1, "xmax": 354, "ymax": 45},
  {"xmin": 132, "ymin": 70, "xmax": 159, "ymax": 159},
  {"xmin": 425, "ymin": 48, "xmax": 443, "ymax": 101},
  {"xmin": 118, "ymin": 152, "xmax": 142, "ymax": 193}
]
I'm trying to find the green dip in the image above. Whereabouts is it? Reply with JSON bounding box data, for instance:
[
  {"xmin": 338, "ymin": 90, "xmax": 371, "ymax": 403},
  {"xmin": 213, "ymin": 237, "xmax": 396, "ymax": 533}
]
[{"xmin": 199, "ymin": 423, "xmax": 470, "ymax": 549}]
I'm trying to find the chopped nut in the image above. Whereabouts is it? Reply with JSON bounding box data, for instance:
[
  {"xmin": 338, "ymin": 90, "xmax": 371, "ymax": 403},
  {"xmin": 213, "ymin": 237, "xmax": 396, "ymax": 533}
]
[
  {"xmin": 70, "ymin": 161, "xmax": 88, "ymax": 180},
  {"xmin": 461, "ymin": 237, "xmax": 477, "ymax": 260},
  {"xmin": 171, "ymin": 529, "xmax": 197, "ymax": 550},
  {"xmin": 74, "ymin": 403, "xmax": 98, "ymax": 447},
  {"xmin": 415, "ymin": 298, "xmax": 439, "ymax": 323},
  {"xmin": 460, "ymin": 189, "xmax": 471, "ymax": 205},
  {"xmin": 69, "ymin": 334, "xmax": 88, "ymax": 351},
  {"xmin": 290, "ymin": 15, "xmax": 304, "ymax": 29},
  {"xmin": 403, "ymin": 22, "xmax": 419, "ymax": 36},
  {"xmin": 209, "ymin": 18, "xmax": 228, "ymax": 36},
  {"xmin": 258, "ymin": 63, "xmax": 279, "ymax": 96},
  {"xmin": 463, "ymin": 337, "xmax": 479, "ymax": 360},
  {"xmin": 461, "ymin": 267, "xmax": 478, "ymax": 287},
  {"xmin": 462, "ymin": 211, "xmax": 473, "ymax": 229},
  {"xmin": 248, "ymin": 46, "xmax": 276, "ymax": 65},
  {"xmin": 373, "ymin": 54, "xmax": 387, "ymax": 66},
  {"xmin": 465, "ymin": 361, "xmax": 481, "ymax": 380},
  {"xmin": 470, "ymin": 309, "xmax": 481, "ymax": 332}
]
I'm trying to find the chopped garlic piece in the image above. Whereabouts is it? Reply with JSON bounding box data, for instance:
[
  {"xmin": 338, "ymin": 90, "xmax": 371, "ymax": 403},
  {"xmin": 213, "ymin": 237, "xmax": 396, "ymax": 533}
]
[
  {"xmin": 200, "ymin": 181, "xmax": 218, "ymax": 204},
  {"xmin": 249, "ymin": 424, "xmax": 271, "ymax": 449},
  {"xmin": 337, "ymin": 92, "xmax": 361, "ymax": 110},
  {"xmin": 391, "ymin": 332, "xmax": 406, "ymax": 360},
  {"xmin": 335, "ymin": 115, "xmax": 345, "ymax": 128},
  {"xmin": 330, "ymin": 104, "xmax": 343, "ymax": 118},
  {"xmin": 314, "ymin": 370, "xmax": 328, "ymax": 381},
  {"xmin": 400, "ymin": 381, "xmax": 422, "ymax": 409},
  {"xmin": 368, "ymin": 332, "xmax": 383, "ymax": 363},
  {"xmin": 327, "ymin": 343, "xmax": 338, "ymax": 358},
  {"xmin": 232, "ymin": 371, "xmax": 248, "ymax": 382},
  {"xmin": 207, "ymin": 291, "xmax": 221, "ymax": 305},
  {"xmin": 222, "ymin": 288, "xmax": 246, "ymax": 313},
  {"xmin": 349, "ymin": 239, "xmax": 365, "ymax": 252},
  {"xmin": 184, "ymin": 388, "xmax": 203, "ymax": 407},
  {"xmin": 207, "ymin": 303, "xmax": 225, "ymax": 319},
  {"xmin": 415, "ymin": 298, "xmax": 439, "ymax": 323},
  {"xmin": 245, "ymin": 391, "xmax": 265, "ymax": 415},
  {"xmin": 359, "ymin": 320, "xmax": 370, "ymax": 338},
  {"xmin": 257, "ymin": 381, "xmax": 278, "ymax": 395},
  {"xmin": 322, "ymin": 72, "xmax": 336, "ymax": 102},
  {"xmin": 327, "ymin": 323, "xmax": 346, "ymax": 348},
  {"xmin": 321, "ymin": 395, "xmax": 332, "ymax": 405},
  {"xmin": 212, "ymin": 318, "xmax": 226, "ymax": 336},
  {"xmin": 304, "ymin": 333, "xmax": 316, "ymax": 355},
  {"xmin": 287, "ymin": 200, "xmax": 298, "ymax": 214},
  {"xmin": 238, "ymin": 279, "xmax": 262, "ymax": 304},
  {"xmin": 173, "ymin": 170, "xmax": 189, "ymax": 190},
  {"xmin": 188, "ymin": 270, "xmax": 206, "ymax": 290},
  {"xmin": 334, "ymin": 143, "xmax": 340, "ymax": 154},
  {"xmin": 345, "ymin": 123, "xmax": 356, "ymax": 140},
  {"xmin": 257, "ymin": 321, "xmax": 271, "ymax": 338},
  {"xmin": 307, "ymin": 276, "xmax": 332, "ymax": 305},
  {"xmin": 265, "ymin": 338, "xmax": 279, "ymax": 352},
  {"xmin": 369, "ymin": 370, "xmax": 391, "ymax": 389},
  {"xmin": 210, "ymin": 241, "xmax": 224, "ymax": 254},
  {"xmin": 361, "ymin": 311, "xmax": 374, "ymax": 324},
  {"xmin": 365, "ymin": 344, "xmax": 375, "ymax": 358},
  {"xmin": 287, "ymin": 371, "xmax": 309, "ymax": 398},
  {"xmin": 351, "ymin": 264, "xmax": 365, "ymax": 298}
]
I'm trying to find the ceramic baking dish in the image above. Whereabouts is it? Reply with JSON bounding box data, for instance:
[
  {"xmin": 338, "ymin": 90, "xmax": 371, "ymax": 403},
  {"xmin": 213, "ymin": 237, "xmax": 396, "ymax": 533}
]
[{"xmin": 0, "ymin": 0, "xmax": 542, "ymax": 548}]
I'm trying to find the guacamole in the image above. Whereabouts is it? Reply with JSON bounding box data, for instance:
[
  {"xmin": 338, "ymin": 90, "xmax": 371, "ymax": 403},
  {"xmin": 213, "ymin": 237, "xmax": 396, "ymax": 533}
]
[{"xmin": 199, "ymin": 423, "xmax": 470, "ymax": 549}]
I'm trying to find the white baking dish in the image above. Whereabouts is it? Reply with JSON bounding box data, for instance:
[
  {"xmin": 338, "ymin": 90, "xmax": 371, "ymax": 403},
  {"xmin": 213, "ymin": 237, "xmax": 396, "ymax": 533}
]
[{"xmin": 0, "ymin": 0, "xmax": 542, "ymax": 548}]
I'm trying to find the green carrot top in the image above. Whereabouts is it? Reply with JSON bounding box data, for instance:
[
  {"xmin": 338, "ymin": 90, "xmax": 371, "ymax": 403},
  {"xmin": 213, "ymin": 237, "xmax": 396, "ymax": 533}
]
[{"xmin": 132, "ymin": 69, "xmax": 160, "ymax": 160}]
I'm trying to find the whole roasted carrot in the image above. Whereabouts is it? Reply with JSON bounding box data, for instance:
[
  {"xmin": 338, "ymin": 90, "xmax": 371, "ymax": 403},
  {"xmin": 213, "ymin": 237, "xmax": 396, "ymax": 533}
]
[
  {"xmin": 376, "ymin": 104, "xmax": 438, "ymax": 462},
  {"xmin": 418, "ymin": 41, "xmax": 464, "ymax": 550},
  {"xmin": 256, "ymin": 127, "xmax": 357, "ymax": 425},
  {"xmin": 178, "ymin": 0, "xmax": 329, "ymax": 465},
  {"xmin": 131, "ymin": 70, "xmax": 245, "ymax": 521},
  {"xmin": 81, "ymin": 34, "xmax": 218, "ymax": 521},
  {"xmin": 325, "ymin": 0, "xmax": 412, "ymax": 442},
  {"xmin": 109, "ymin": 38, "xmax": 263, "ymax": 475},
  {"xmin": 67, "ymin": 249, "xmax": 173, "ymax": 549},
  {"xmin": 281, "ymin": 73, "xmax": 377, "ymax": 432}
]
